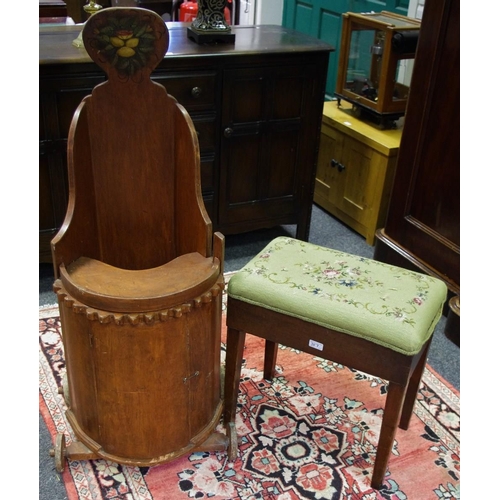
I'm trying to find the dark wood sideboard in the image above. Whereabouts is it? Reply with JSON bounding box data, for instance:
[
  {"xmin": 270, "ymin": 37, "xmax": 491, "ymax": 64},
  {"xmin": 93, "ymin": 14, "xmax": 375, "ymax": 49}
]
[
  {"xmin": 373, "ymin": 1, "xmax": 459, "ymax": 297},
  {"xmin": 40, "ymin": 23, "xmax": 333, "ymax": 263}
]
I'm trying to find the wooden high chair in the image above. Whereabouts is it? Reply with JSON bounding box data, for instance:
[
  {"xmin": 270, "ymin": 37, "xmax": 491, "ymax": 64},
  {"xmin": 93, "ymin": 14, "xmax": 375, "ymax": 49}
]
[{"xmin": 50, "ymin": 7, "xmax": 227, "ymax": 471}]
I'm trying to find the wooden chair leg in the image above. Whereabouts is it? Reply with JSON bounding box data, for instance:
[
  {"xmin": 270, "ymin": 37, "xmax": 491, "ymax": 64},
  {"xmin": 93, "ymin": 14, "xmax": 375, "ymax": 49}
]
[
  {"xmin": 371, "ymin": 381, "xmax": 407, "ymax": 489},
  {"xmin": 399, "ymin": 342, "xmax": 431, "ymax": 430},
  {"xmin": 223, "ymin": 327, "xmax": 246, "ymax": 460},
  {"xmin": 263, "ymin": 339, "xmax": 278, "ymax": 381}
]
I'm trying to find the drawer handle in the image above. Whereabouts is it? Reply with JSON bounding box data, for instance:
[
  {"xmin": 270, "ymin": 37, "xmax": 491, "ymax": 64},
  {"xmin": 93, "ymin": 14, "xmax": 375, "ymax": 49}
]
[
  {"xmin": 191, "ymin": 86, "xmax": 202, "ymax": 98},
  {"xmin": 330, "ymin": 159, "xmax": 345, "ymax": 172},
  {"xmin": 224, "ymin": 127, "xmax": 234, "ymax": 138}
]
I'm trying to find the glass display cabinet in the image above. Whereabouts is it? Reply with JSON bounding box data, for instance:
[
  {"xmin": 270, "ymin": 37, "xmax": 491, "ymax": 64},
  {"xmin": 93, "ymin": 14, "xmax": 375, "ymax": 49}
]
[{"xmin": 335, "ymin": 11, "xmax": 421, "ymax": 128}]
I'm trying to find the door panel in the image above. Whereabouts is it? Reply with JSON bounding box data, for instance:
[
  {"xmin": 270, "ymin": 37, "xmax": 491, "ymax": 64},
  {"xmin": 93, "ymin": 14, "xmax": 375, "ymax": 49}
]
[
  {"xmin": 226, "ymin": 135, "xmax": 261, "ymax": 204},
  {"xmin": 340, "ymin": 137, "xmax": 374, "ymax": 223},
  {"xmin": 318, "ymin": 127, "xmax": 344, "ymax": 206},
  {"xmin": 267, "ymin": 130, "xmax": 299, "ymax": 198}
]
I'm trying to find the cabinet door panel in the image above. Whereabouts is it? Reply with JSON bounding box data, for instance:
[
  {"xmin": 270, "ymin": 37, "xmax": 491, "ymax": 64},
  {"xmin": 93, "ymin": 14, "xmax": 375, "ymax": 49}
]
[
  {"xmin": 226, "ymin": 135, "xmax": 260, "ymax": 205},
  {"xmin": 314, "ymin": 126, "xmax": 344, "ymax": 207},
  {"xmin": 272, "ymin": 75, "xmax": 304, "ymax": 119},
  {"xmin": 338, "ymin": 137, "xmax": 374, "ymax": 222},
  {"xmin": 230, "ymin": 75, "xmax": 266, "ymax": 122},
  {"xmin": 222, "ymin": 128, "xmax": 300, "ymax": 218},
  {"xmin": 267, "ymin": 130, "xmax": 299, "ymax": 198}
]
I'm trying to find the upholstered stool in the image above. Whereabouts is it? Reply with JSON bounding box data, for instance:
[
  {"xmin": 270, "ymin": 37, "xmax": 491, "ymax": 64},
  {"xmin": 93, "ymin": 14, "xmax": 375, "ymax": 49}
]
[{"xmin": 223, "ymin": 236, "xmax": 447, "ymax": 490}]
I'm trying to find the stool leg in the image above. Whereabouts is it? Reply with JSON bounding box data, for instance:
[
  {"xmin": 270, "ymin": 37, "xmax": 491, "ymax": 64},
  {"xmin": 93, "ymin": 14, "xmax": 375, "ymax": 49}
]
[
  {"xmin": 223, "ymin": 327, "xmax": 246, "ymax": 461},
  {"xmin": 371, "ymin": 381, "xmax": 408, "ymax": 490},
  {"xmin": 264, "ymin": 340, "xmax": 278, "ymax": 381},
  {"xmin": 399, "ymin": 342, "xmax": 431, "ymax": 430}
]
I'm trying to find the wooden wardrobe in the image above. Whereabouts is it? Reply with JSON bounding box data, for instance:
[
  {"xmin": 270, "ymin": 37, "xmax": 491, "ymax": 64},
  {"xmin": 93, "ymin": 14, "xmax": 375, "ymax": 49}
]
[{"xmin": 374, "ymin": 0, "xmax": 459, "ymax": 298}]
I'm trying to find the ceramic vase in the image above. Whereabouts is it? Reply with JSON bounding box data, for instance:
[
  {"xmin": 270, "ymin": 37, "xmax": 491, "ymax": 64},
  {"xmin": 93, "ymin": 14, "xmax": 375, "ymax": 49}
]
[{"xmin": 192, "ymin": 0, "xmax": 230, "ymax": 32}]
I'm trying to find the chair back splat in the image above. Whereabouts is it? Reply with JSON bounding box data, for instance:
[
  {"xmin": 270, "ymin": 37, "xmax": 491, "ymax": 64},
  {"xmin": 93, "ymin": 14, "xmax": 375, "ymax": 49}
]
[
  {"xmin": 52, "ymin": 7, "xmax": 211, "ymax": 274},
  {"xmin": 49, "ymin": 7, "xmax": 227, "ymax": 471}
]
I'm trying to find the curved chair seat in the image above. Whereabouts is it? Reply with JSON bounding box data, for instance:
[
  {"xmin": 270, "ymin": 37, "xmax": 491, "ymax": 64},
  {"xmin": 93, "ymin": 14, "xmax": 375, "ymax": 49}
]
[{"xmin": 60, "ymin": 253, "xmax": 221, "ymax": 313}]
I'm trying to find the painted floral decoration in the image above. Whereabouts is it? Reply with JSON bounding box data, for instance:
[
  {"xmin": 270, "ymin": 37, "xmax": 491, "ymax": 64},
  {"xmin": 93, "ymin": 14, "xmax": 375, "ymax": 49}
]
[{"xmin": 91, "ymin": 15, "xmax": 158, "ymax": 76}]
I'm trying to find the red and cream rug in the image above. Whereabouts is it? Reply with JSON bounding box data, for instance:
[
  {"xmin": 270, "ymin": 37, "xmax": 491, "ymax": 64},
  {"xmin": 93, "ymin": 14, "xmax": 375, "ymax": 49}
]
[{"xmin": 39, "ymin": 305, "xmax": 460, "ymax": 500}]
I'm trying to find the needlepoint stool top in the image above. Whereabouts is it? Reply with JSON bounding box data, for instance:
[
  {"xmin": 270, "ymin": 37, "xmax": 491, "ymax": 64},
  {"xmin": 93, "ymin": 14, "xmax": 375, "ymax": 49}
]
[{"xmin": 227, "ymin": 237, "xmax": 448, "ymax": 356}]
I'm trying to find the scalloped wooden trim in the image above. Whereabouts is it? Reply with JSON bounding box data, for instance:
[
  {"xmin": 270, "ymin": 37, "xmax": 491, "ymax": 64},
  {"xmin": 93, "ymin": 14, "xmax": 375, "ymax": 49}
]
[{"xmin": 53, "ymin": 276, "xmax": 224, "ymax": 325}]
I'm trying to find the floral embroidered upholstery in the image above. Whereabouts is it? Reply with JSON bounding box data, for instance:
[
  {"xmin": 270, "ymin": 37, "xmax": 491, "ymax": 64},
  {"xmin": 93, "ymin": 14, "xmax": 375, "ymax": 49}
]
[{"xmin": 227, "ymin": 237, "xmax": 447, "ymax": 356}]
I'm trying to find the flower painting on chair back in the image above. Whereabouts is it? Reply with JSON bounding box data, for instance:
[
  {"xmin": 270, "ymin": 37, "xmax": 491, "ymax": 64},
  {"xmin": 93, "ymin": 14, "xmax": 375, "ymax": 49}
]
[{"xmin": 83, "ymin": 9, "xmax": 168, "ymax": 79}]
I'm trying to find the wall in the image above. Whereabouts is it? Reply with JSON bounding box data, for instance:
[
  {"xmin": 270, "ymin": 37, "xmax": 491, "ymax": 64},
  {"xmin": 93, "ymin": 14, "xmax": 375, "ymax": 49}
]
[
  {"xmin": 398, "ymin": 0, "xmax": 424, "ymax": 86},
  {"xmin": 237, "ymin": 0, "xmax": 284, "ymax": 25},
  {"xmin": 409, "ymin": 0, "xmax": 426, "ymax": 20}
]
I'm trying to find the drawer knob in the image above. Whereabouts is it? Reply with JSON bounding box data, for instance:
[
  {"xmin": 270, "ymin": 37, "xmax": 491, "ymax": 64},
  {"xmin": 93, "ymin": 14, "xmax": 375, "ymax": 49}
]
[
  {"xmin": 191, "ymin": 86, "xmax": 202, "ymax": 98},
  {"xmin": 224, "ymin": 127, "xmax": 234, "ymax": 138}
]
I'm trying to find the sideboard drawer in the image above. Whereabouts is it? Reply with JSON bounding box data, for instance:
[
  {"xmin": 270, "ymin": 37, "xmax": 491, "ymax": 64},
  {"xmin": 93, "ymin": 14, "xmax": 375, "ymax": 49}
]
[
  {"xmin": 192, "ymin": 116, "xmax": 215, "ymax": 154},
  {"xmin": 154, "ymin": 71, "xmax": 217, "ymax": 111},
  {"xmin": 200, "ymin": 157, "xmax": 214, "ymax": 191}
]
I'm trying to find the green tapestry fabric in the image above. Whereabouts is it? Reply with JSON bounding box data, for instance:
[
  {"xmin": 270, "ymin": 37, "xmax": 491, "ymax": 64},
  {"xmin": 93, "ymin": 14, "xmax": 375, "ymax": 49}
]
[{"xmin": 228, "ymin": 237, "xmax": 448, "ymax": 355}]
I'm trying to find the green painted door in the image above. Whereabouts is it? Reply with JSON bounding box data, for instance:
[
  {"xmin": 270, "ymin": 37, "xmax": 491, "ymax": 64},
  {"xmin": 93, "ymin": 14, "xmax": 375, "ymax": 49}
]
[{"xmin": 282, "ymin": 0, "xmax": 409, "ymax": 100}]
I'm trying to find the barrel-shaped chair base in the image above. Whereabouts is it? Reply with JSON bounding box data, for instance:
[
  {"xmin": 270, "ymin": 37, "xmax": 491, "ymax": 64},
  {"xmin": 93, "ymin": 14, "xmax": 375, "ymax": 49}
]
[{"xmin": 53, "ymin": 275, "xmax": 227, "ymax": 470}]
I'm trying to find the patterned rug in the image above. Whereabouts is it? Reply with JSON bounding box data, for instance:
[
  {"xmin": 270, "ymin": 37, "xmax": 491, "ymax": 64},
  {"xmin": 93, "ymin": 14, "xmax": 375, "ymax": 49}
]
[{"xmin": 39, "ymin": 304, "xmax": 460, "ymax": 500}]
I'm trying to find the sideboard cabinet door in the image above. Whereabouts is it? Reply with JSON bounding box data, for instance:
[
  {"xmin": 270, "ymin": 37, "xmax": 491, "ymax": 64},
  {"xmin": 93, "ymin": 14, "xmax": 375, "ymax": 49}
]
[{"xmin": 219, "ymin": 62, "xmax": 323, "ymax": 239}]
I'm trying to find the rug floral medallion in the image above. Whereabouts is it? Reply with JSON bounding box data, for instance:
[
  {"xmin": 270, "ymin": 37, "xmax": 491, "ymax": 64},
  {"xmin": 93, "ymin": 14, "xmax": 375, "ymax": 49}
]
[{"xmin": 39, "ymin": 305, "xmax": 460, "ymax": 500}]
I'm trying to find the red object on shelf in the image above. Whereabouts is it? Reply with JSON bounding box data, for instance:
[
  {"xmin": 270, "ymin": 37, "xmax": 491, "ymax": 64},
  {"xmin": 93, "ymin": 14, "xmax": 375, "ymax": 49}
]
[
  {"xmin": 179, "ymin": 1, "xmax": 231, "ymax": 24},
  {"xmin": 179, "ymin": 1, "xmax": 198, "ymax": 22}
]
